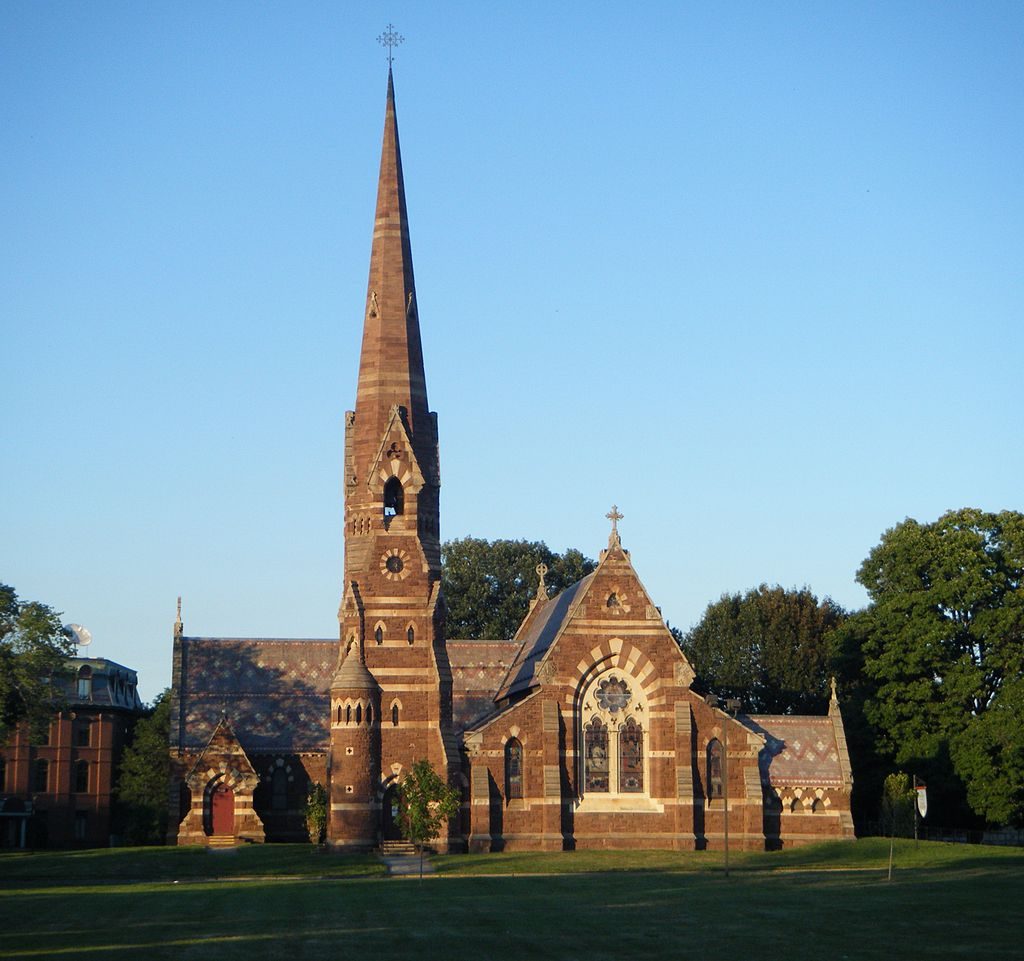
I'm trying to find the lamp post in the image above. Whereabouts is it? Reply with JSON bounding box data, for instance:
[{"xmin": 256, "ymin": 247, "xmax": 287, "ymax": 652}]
[{"xmin": 707, "ymin": 694, "xmax": 742, "ymax": 878}]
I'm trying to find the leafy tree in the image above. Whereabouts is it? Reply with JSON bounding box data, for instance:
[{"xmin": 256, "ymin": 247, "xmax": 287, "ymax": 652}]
[
  {"xmin": 115, "ymin": 690, "xmax": 171, "ymax": 845},
  {"xmin": 442, "ymin": 538, "xmax": 596, "ymax": 640},
  {"xmin": 0, "ymin": 583, "xmax": 75, "ymax": 741},
  {"xmin": 842, "ymin": 508, "xmax": 1024, "ymax": 826},
  {"xmin": 397, "ymin": 759, "xmax": 460, "ymax": 875},
  {"xmin": 880, "ymin": 771, "xmax": 916, "ymax": 838},
  {"xmin": 304, "ymin": 782, "xmax": 328, "ymax": 844},
  {"xmin": 679, "ymin": 584, "xmax": 847, "ymax": 714}
]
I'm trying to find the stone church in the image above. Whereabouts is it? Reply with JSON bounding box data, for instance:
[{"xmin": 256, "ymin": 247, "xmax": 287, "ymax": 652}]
[{"xmin": 168, "ymin": 69, "xmax": 855, "ymax": 851}]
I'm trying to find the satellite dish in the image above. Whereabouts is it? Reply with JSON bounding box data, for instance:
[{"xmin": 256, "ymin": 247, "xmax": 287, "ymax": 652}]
[{"xmin": 67, "ymin": 624, "xmax": 92, "ymax": 648}]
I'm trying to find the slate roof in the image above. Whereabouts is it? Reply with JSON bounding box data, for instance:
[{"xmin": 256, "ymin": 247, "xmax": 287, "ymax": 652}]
[
  {"xmin": 174, "ymin": 638, "xmax": 336, "ymax": 753},
  {"xmin": 447, "ymin": 640, "xmax": 520, "ymax": 732},
  {"xmin": 746, "ymin": 714, "xmax": 846, "ymax": 788},
  {"xmin": 494, "ymin": 574, "xmax": 594, "ymax": 702},
  {"xmin": 173, "ymin": 636, "xmax": 521, "ymax": 751},
  {"xmin": 60, "ymin": 657, "xmax": 144, "ymax": 713}
]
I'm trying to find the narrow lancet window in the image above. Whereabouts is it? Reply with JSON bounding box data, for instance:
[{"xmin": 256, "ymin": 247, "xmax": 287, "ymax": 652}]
[
  {"xmin": 584, "ymin": 718, "xmax": 609, "ymax": 793},
  {"xmin": 707, "ymin": 739, "xmax": 723, "ymax": 799},
  {"xmin": 391, "ymin": 703, "xmax": 400, "ymax": 726},
  {"xmin": 505, "ymin": 738, "xmax": 523, "ymax": 800},
  {"xmin": 619, "ymin": 718, "xmax": 643, "ymax": 792}
]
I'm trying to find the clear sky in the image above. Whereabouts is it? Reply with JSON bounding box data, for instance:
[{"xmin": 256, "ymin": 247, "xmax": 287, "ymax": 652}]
[{"xmin": 4, "ymin": 2, "xmax": 1022, "ymax": 702}]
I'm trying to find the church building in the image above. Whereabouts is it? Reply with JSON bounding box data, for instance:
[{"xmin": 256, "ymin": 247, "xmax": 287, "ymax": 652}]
[{"xmin": 168, "ymin": 68, "xmax": 855, "ymax": 851}]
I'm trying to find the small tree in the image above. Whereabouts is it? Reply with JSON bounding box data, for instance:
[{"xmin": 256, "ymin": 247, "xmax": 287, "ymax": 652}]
[
  {"xmin": 398, "ymin": 759, "xmax": 460, "ymax": 876},
  {"xmin": 115, "ymin": 690, "xmax": 171, "ymax": 845},
  {"xmin": 304, "ymin": 782, "xmax": 328, "ymax": 845},
  {"xmin": 881, "ymin": 772, "xmax": 916, "ymax": 838}
]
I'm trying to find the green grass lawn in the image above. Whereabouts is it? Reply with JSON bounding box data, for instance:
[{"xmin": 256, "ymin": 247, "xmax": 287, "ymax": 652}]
[{"xmin": 1, "ymin": 840, "xmax": 1020, "ymax": 960}]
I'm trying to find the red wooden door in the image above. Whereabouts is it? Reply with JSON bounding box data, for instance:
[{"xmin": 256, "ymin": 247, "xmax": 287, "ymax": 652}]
[{"xmin": 211, "ymin": 784, "xmax": 234, "ymax": 835}]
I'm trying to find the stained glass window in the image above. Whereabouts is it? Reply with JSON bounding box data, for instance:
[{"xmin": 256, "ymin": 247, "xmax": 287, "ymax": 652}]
[
  {"xmin": 619, "ymin": 718, "xmax": 643, "ymax": 792},
  {"xmin": 595, "ymin": 676, "xmax": 631, "ymax": 715},
  {"xmin": 707, "ymin": 739, "xmax": 723, "ymax": 799},
  {"xmin": 584, "ymin": 718, "xmax": 609, "ymax": 793},
  {"xmin": 505, "ymin": 738, "xmax": 523, "ymax": 800}
]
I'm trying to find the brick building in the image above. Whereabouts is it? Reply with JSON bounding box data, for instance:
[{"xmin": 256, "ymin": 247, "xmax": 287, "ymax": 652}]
[
  {"xmin": 168, "ymin": 68, "xmax": 854, "ymax": 851},
  {"xmin": 0, "ymin": 657, "xmax": 144, "ymax": 848}
]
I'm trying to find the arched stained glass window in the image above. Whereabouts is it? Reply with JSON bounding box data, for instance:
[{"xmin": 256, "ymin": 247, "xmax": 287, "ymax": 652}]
[
  {"xmin": 707, "ymin": 739, "xmax": 723, "ymax": 799},
  {"xmin": 618, "ymin": 718, "xmax": 643, "ymax": 793},
  {"xmin": 505, "ymin": 738, "xmax": 523, "ymax": 800},
  {"xmin": 584, "ymin": 718, "xmax": 609, "ymax": 793}
]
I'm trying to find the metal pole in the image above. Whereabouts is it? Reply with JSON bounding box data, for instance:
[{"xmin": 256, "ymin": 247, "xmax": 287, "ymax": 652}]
[
  {"xmin": 723, "ymin": 715, "xmax": 729, "ymax": 878},
  {"xmin": 913, "ymin": 774, "xmax": 919, "ymax": 843}
]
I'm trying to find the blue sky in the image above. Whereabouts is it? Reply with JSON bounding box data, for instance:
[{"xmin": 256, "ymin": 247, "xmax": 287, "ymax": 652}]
[{"xmin": 4, "ymin": 2, "xmax": 1021, "ymax": 702}]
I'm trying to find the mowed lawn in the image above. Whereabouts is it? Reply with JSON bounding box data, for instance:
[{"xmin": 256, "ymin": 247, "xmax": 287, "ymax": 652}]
[{"xmin": 1, "ymin": 839, "xmax": 1020, "ymax": 960}]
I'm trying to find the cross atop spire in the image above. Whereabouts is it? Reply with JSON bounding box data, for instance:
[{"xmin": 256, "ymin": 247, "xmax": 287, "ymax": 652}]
[
  {"xmin": 606, "ymin": 505, "xmax": 624, "ymax": 546},
  {"xmin": 377, "ymin": 23, "xmax": 404, "ymax": 67}
]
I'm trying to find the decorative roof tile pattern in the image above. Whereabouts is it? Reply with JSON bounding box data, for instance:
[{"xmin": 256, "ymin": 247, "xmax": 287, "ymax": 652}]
[
  {"xmin": 447, "ymin": 640, "xmax": 521, "ymax": 732},
  {"xmin": 746, "ymin": 715, "xmax": 845, "ymax": 788},
  {"xmin": 176, "ymin": 636, "xmax": 523, "ymax": 750},
  {"xmin": 177, "ymin": 638, "xmax": 336, "ymax": 752}
]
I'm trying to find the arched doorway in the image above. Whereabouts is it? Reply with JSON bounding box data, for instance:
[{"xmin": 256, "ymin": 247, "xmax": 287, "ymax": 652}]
[
  {"xmin": 381, "ymin": 784, "xmax": 402, "ymax": 842},
  {"xmin": 208, "ymin": 782, "xmax": 235, "ymax": 836}
]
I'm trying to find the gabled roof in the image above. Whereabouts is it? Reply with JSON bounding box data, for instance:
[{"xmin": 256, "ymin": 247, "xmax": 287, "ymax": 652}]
[
  {"xmin": 173, "ymin": 637, "xmax": 336, "ymax": 753},
  {"xmin": 746, "ymin": 714, "xmax": 847, "ymax": 789},
  {"xmin": 493, "ymin": 574, "xmax": 595, "ymax": 702},
  {"xmin": 172, "ymin": 635, "xmax": 522, "ymax": 751}
]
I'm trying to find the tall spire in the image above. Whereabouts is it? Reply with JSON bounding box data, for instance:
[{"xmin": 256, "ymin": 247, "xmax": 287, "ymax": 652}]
[{"xmin": 355, "ymin": 68, "xmax": 430, "ymax": 446}]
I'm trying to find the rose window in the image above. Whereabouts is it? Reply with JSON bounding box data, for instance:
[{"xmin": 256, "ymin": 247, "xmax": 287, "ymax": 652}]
[{"xmin": 595, "ymin": 676, "xmax": 631, "ymax": 714}]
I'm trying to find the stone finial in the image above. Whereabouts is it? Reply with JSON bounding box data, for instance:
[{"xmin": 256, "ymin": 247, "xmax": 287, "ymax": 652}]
[
  {"xmin": 830, "ymin": 676, "xmax": 839, "ymax": 703},
  {"xmin": 606, "ymin": 504, "xmax": 623, "ymax": 547},
  {"xmin": 174, "ymin": 596, "xmax": 183, "ymax": 639},
  {"xmin": 535, "ymin": 563, "xmax": 549, "ymax": 602}
]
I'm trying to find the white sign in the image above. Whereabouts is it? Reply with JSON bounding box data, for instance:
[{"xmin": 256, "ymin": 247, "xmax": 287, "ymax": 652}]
[{"xmin": 916, "ymin": 784, "xmax": 928, "ymax": 818}]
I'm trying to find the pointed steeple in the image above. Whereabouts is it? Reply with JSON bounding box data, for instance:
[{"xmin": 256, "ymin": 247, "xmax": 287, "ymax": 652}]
[{"xmin": 356, "ymin": 68, "xmax": 431, "ymax": 446}]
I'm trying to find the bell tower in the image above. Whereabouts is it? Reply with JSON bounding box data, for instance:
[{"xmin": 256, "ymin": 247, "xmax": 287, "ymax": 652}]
[{"xmin": 329, "ymin": 68, "xmax": 455, "ymax": 847}]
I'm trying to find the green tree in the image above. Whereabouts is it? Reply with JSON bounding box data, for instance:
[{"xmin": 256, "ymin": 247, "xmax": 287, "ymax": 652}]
[
  {"xmin": 304, "ymin": 782, "xmax": 328, "ymax": 845},
  {"xmin": 115, "ymin": 690, "xmax": 171, "ymax": 845},
  {"xmin": 880, "ymin": 771, "xmax": 916, "ymax": 838},
  {"xmin": 442, "ymin": 538, "xmax": 596, "ymax": 640},
  {"xmin": 679, "ymin": 584, "xmax": 847, "ymax": 714},
  {"xmin": 397, "ymin": 759, "xmax": 460, "ymax": 874},
  {"xmin": 844, "ymin": 508, "xmax": 1024, "ymax": 826},
  {"xmin": 0, "ymin": 583, "xmax": 75, "ymax": 741}
]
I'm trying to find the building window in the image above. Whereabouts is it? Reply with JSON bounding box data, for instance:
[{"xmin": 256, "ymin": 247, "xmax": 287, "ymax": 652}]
[
  {"xmin": 75, "ymin": 719, "xmax": 92, "ymax": 747},
  {"xmin": 74, "ymin": 760, "xmax": 90, "ymax": 794},
  {"xmin": 345, "ymin": 705, "xmax": 352, "ymax": 724},
  {"xmin": 271, "ymin": 767, "xmax": 288, "ymax": 811},
  {"xmin": 383, "ymin": 477, "xmax": 403, "ymax": 518},
  {"xmin": 505, "ymin": 738, "xmax": 523, "ymax": 800},
  {"xmin": 707, "ymin": 739, "xmax": 723, "ymax": 799},
  {"xmin": 618, "ymin": 717, "xmax": 644, "ymax": 793},
  {"xmin": 77, "ymin": 666, "xmax": 93, "ymax": 699},
  {"xmin": 584, "ymin": 718, "xmax": 609, "ymax": 793},
  {"xmin": 407, "ymin": 625, "xmax": 415, "ymax": 645},
  {"xmin": 366, "ymin": 705, "xmax": 374, "ymax": 725},
  {"xmin": 391, "ymin": 703, "xmax": 399, "ymax": 726},
  {"xmin": 375, "ymin": 626, "xmax": 383, "ymax": 644},
  {"xmin": 33, "ymin": 759, "xmax": 49, "ymax": 793},
  {"xmin": 355, "ymin": 704, "xmax": 362, "ymax": 725}
]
